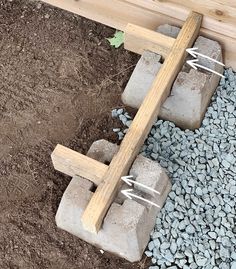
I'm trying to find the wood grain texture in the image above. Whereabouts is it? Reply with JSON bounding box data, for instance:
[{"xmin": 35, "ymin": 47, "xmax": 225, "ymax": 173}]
[
  {"xmin": 124, "ymin": 23, "xmax": 175, "ymax": 58},
  {"xmin": 81, "ymin": 12, "xmax": 202, "ymax": 233},
  {"xmin": 41, "ymin": 0, "xmax": 177, "ymax": 31},
  {"xmin": 51, "ymin": 144, "xmax": 108, "ymax": 185},
  {"xmin": 122, "ymin": 0, "xmax": 236, "ymax": 37},
  {"xmin": 41, "ymin": 0, "xmax": 236, "ymax": 69},
  {"xmin": 155, "ymin": 0, "xmax": 236, "ymax": 25}
]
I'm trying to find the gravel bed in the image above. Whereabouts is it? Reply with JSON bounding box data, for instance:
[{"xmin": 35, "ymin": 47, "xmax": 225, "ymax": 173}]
[{"xmin": 112, "ymin": 68, "xmax": 236, "ymax": 269}]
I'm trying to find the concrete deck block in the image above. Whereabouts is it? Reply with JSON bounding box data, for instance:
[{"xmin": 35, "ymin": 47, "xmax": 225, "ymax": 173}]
[
  {"xmin": 160, "ymin": 35, "xmax": 223, "ymax": 129},
  {"xmin": 130, "ymin": 155, "xmax": 168, "ymax": 197},
  {"xmin": 122, "ymin": 51, "xmax": 162, "ymax": 108},
  {"xmin": 156, "ymin": 24, "xmax": 180, "ymax": 38},
  {"xmin": 86, "ymin": 139, "xmax": 127, "ymax": 204},
  {"xmin": 194, "ymin": 36, "xmax": 223, "ymax": 70},
  {"xmin": 122, "ymin": 24, "xmax": 223, "ymax": 130},
  {"xmin": 159, "ymin": 69, "xmax": 213, "ymax": 129},
  {"xmin": 56, "ymin": 140, "xmax": 171, "ymax": 262},
  {"xmin": 87, "ymin": 139, "xmax": 119, "ymax": 164}
]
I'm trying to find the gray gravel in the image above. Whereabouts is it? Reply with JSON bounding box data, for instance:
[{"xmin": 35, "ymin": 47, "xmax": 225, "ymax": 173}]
[{"xmin": 112, "ymin": 68, "xmax": 236, "ymax": 269}]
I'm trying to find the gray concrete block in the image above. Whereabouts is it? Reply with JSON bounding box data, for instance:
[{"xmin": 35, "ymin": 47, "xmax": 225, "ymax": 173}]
[
  {"xmin": 55, "ymin": 140, "xmax": 171, "ymax": 262},
  {"xmin": 122, "ymin": 24, "xmax": 223, "ymax": 130},
  {"xmin": 86, "ymin": 139, "xmax": 128, "ymax": 204},
  {"xmin": 87, "ymin": 139, "xmax": 119, "ymax": 164},
  {"xmin": 194, "ymin": 36, "xmax": 223, "ymax": 70},
  {"xmin": 122, "ymin": 51, "xmax": 162, "ymax": 108},
  {"xmin": 160, "ymin": 35, "xmax": 223, "ymax": 129},
  {"xmin": 156, "ymin": 24, "xmax": 180, "ymax": 38},
  {"xmin": 130, "ymin": 155, "xmax": 168, "ymax": 197},
  {"xmin": 160, "ymin": 68, "xmax": 217, "ymax": 129}
]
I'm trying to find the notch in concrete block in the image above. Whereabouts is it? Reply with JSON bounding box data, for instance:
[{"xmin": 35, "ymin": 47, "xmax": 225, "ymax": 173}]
[{"xmin": 56, "ymin": 139, "xmax": 171, "ymax": 262}]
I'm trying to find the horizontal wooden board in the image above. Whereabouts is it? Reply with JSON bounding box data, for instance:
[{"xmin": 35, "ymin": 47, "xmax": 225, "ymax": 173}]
[
  {"xmin": 42, "ymin": 0, "xmax": 236, "ymax": 70},
  {"xmin": 122, "ymin": 0, "xmax": 236, "ymax": 38},
  {"xmin": 51, "ymin": 144, "xmax": 108, "ymax": 185},
  {"xmin": 154, "ymin": 0, "xmax": 236, "ymax": 25},
  {"xmin": 124, "ymin": 23, "xmax": 175, "ymax": 58}
]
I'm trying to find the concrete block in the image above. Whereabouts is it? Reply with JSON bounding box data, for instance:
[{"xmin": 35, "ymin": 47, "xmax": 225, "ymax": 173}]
[
  {"xmin": 55, "ymin": 140, "xmax": 171, "ymax": 262},
  {"xmin": 87, "ymin": 139, "xmax": 119, "ymax": 164},
  {"xmin": 122, "ymin": 50, "xmax": 162, "ymax": 108},
  {"xmin": 160, "ymin": 35, "xmax": 223, "ymax": 129},
  {"xmin": 156, "ymin": 24, "xmax": 180, "ymax": 38},
  {"xmin": 122, "ymin": 24, "xmax": 223, "ymax": 130},
  {"xmin": 130, "ymin": 155, "xmax": 169, "ymax": 197},
  {"xmin": 194, "ymin": 36, "xmax": 223, "ymax": 70},
  {"xmin": 159, "ymin": 68, "xmax": 217, "ymax": 129},
  {"xmin": 86, "ymin": 139, "xmax": 127, "ymax": 204}
]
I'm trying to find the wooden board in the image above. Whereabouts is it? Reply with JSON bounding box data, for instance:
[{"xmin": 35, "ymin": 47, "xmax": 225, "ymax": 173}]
[
  {"xmin": 51, "ymin": 144, "xmax": 108, "ymax": 186},
  {"xmin": 123, "ymin": 0, "xmax": 236, "ymax": 37},
  {"xmin": 154, "ymin": 0, "xmax": 236, "ymax": 25},
  {"xmin": 81, "ymin": 12, "xmax": 202, "ymax": 233},
  {"xmin": 41, "ymin": 0, "xmax": 236, "ymax": 69},
  {"xmin": 41, "ymin": 0, "xmax": 182, "ymax": 31},
  {"xmin": 124, "ymin": 23, "xmax": 175, "ymax": 58}
]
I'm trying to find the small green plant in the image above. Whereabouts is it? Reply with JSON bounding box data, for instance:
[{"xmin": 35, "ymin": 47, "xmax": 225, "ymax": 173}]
[{"xmin": 106, "ymin": 31, "xmax": 124, "ymax": 48}]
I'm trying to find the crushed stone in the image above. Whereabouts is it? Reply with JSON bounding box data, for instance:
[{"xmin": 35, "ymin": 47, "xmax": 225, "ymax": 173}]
[{"xmin": 112, "ymin": 68, "xmax": 236, "ymax": 268}]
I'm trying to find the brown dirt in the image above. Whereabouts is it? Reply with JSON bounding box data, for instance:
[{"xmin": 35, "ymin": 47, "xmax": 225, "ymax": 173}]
[{"xmin": 0, "ymin": 0, "xmax": 150, "ymax": 268}]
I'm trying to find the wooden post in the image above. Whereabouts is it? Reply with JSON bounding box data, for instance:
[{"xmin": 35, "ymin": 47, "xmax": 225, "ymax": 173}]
[{"xmin": 81, "ymin": 11, "xmax": 203, "ymax": 233}]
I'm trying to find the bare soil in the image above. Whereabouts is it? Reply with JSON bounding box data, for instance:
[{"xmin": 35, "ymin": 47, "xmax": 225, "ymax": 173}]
[{"xmin": 0, "ymin": 1, "xmax": 150, "ymax": 268}]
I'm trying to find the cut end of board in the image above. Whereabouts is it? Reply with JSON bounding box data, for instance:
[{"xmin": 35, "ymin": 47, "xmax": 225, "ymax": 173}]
[{"xmin": 81, "ymin": 211, "xmax": 101, "ymax": 234}]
